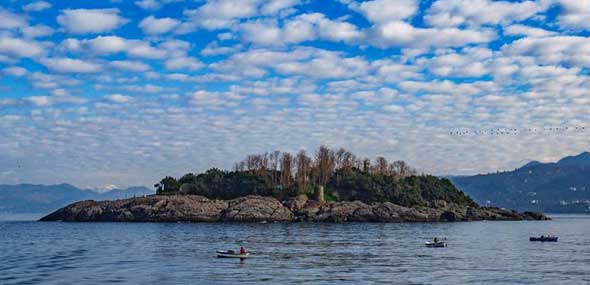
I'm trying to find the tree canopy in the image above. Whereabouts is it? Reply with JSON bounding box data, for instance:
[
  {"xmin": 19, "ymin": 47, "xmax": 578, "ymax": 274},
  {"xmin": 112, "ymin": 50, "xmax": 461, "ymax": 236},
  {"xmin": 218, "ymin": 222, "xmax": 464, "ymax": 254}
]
[{"xmin": 155, "ymin": 146, "xmax": 477, "ymax": 208}]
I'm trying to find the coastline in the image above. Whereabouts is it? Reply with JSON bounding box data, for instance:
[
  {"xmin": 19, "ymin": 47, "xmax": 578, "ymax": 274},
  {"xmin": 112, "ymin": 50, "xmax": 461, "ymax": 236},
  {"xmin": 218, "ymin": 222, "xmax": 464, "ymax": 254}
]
[{"xmin": 39, "ymin": 195, "xmax": 549, "ymax": 223}]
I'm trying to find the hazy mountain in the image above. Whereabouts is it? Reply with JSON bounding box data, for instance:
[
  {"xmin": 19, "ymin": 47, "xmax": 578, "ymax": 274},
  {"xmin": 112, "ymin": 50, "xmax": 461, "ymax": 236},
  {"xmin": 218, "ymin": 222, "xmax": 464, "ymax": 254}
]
[
  {"xmin": 451, "ymin": 152, "xmax": 590, "ymax": 213},
  {"xmin": 0, "ymin": 184, "xmax": 154, "ymax": 214}
]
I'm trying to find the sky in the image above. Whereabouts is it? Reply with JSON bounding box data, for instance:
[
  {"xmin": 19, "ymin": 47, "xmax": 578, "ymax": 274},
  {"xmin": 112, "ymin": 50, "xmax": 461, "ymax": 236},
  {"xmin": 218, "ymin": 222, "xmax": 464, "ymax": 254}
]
[{"xmin": 0, "ymin": 0, "xmax": 588, "ymax": 190}]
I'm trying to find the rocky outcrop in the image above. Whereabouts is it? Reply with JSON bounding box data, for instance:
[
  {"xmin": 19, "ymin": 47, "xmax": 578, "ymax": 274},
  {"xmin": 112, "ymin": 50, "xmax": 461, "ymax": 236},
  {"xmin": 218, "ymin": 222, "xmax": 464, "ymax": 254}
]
[
  {"xmin": 39, "ymin": 195, "xmax": 228, "ymax": 222},
  {"xmin": 39, "ymin": 195, "xmax": 550, "ymax": 223},
  {"xmin": 221, "ymin": 196, "xmax": 294, "ymax": 222}
]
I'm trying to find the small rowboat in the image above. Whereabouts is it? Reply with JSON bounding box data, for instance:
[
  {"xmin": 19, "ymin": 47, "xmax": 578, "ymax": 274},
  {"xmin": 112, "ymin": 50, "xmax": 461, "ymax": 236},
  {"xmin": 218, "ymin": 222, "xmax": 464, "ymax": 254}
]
[
  {"xmin": 425, "ymin": 241, "xmax": 446, "ymax": 248},
  {"xmin": 529, "ymin": 236, "xmax": 558, "ymax": 242},
  {"xmin": 216, "ymin": 250, "xmax": 250, "ymax": 258}
]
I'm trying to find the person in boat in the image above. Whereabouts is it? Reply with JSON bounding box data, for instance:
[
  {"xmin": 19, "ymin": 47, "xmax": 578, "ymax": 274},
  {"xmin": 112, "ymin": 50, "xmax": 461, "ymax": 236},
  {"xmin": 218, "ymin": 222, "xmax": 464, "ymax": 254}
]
[
  {"xmin": 434, "ymin": 237, "xmax": 438, "ymax": 243},
  {"xmin": 240, "ymin": 246, "xmax": 246, "ymax": 255}
]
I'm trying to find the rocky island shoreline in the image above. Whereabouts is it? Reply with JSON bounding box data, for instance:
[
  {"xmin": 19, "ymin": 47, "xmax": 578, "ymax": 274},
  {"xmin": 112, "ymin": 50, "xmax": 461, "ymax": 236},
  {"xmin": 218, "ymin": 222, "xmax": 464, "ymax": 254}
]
[
  {"xmin": 41, "ymin": 147, "xmax": 551, "ymax": 223},
  {"xmin": 39, "ymin": 194, "xmax": 549, "ymax": 223}
]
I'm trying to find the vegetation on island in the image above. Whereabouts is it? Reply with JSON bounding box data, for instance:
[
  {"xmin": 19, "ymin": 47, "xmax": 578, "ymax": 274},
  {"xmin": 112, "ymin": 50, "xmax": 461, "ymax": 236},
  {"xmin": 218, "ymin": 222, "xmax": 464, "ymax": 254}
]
[{"xmin": 154, "ymin": 146, "xmax": 477, "ymax": 208}]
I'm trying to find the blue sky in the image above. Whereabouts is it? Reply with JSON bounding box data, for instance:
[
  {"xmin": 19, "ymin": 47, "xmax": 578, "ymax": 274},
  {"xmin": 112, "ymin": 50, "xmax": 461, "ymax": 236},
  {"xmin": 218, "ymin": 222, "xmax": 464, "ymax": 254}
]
[{"xmin": 0, "ymin": 0, "xmax": 588, "ymax": 189}]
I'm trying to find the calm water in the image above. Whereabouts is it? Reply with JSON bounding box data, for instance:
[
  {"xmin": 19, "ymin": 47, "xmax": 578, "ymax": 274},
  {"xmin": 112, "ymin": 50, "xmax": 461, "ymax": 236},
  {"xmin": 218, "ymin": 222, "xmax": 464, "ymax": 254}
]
[{"xmin": 1, "ymin": 214, "xmax": 589, "ymax": 284}]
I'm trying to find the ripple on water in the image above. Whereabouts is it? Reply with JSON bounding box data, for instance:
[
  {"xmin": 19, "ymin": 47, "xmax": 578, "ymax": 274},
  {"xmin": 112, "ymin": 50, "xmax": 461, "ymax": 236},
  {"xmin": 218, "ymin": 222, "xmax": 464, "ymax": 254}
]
[{"xmin": 1, "ymin": 215, "xmax": 590, "ymax": 284}]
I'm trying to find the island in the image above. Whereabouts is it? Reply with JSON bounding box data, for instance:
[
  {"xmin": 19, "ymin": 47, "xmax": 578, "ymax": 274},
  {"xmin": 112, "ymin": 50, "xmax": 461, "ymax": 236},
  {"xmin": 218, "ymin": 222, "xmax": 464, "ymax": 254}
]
[{"xmin": 40, "ymin": 146, "xmax": 549, "ymax": 223}]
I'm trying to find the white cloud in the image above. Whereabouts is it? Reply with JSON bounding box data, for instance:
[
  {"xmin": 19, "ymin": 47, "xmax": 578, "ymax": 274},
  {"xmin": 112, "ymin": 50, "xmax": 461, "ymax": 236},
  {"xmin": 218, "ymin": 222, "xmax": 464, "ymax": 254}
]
[
  {"xmin": 355, "ymin": 0, "xmax": 418, "ymax": 23},
  {"xmin": 110, "ymin": 60, "xmax": 151, "ymax": 72},
  {"xmin": 504, "ymin": 24, "xmax": 556, "ymax": 38},
  {"xmin": 180, "ymin": 0, "xmax": 301, "ymax": 33},
  {"xmin": 60, "ymin": 36, "xmax": 170, "ymax": 59},
  {"xmin": 139, "ymin": 16, "xmax": 180, "ymax": 35},
  {"xmin": 85, "ymin": 36, "xmax": 130, "ymax": 53},
  {"xmin": 57, "ymin": 9, "xmax": 128, "ymax": 34},
  {"xmin": 367, "ymin": 21, "xmax": 495, "ymax": 49},
  {"xmin": 213, "ymin": 47, "xmax": 370, "ymax": 79},
  {"xmin": 425, "ymin": 0, "xmax": 547, "ymax": 27},
  {"xmin": 239, "ymin": 20, "xmax": 282, "ymax": 45},
  {"xmin": 503, "ymin": 36, "xmax": 590, "ymax": 68},
  {"xmin": 22, "ymin": 1, "xmax": 52, "ymax": 12},
  {"xmin": 200, "ymin": 43, "xmax": 241, "ymax": 56},
  {"xmin": 0, "ymin": 37, "xmax": 44, "ymax": 58},
  {"xmin": 383, "ymin": 104, "xmax": 405, "ymax": 113},
  {"xmin": 3, "ymin": 66, "xmax": 27, "ymax": 76},
  {"xmin": 135, "ymin": 0, "xmax": 161, "ymax": 10},
  {"xmin": 0, "ymin": 8, "xmax": 27, "ymax": 29},
  {"xmin": 371, "ymin": 59, "xmax": 421, "ymax": 82},
  {"xmin": 260, "ymin": 0, "xmax": 300, "ymax": 15},
  {"xmin": 25, "ymin": 96, "xmax": 51, "ymax": 106},
  {"xmin": 122, "ymin": 84, "xmax": 164, "ymax": 93},
  {"xmin": 164, "ymin": 57, "xmax": 203, "ymax": 71},
  {"xmin": 40, "ymin": 58, "xmax": 103, "ymax": 73},
  {"xmin": 557, "ymin": 0, "xmax": 590, "ymax": 30},
  {"xmin": 189, "ymin": 90, "xmax": 243, "ymax": 107},
  {"xmin": 105, "ymin": 94, "xmax": 134, "ymax": 103},
  {"xmin": 291, "ymin": 13, "xmax": 362, "ymax": 42},
  {"xmin": 183, "ymin": 0, "xmax": 262, "ymax": 30},
  {"xmin": 27, "ymin": 72, "xmax": 81, "ymax": 90},
  {"xmin": 240, "ymin": 13, "xmax": 362, "ymax": 46},
  {"xmin": 21, "ymin": 25, "xmax": 54, "ymax": 38},
  {"xmin": 418, "ymin": 47, "xmax": 492, "ymax": 77},
  {"xmin": 134, "ymin": 0, "xmax": 183, "ymax": 10},
  {"xmin": 0, "ymin": 98, "xmax": 16, "ymax": 106}
]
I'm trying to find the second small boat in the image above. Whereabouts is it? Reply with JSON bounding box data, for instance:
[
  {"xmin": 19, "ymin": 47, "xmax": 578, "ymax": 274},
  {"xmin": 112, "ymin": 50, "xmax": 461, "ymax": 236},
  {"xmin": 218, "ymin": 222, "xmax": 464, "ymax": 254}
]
[
  {"xmin": 529, "ymin": 235, "xmax": 558, "ymax": 242},
  {"xmin": 425, "ymin": 237, "xmax": 447, "ymax": 248},
  {"xmin": 216, "ymin": 250, "xmax": 250, "ymax": 258},
  {"xmin": 425, "ymin": 241, "xmax": 446, "ymax": 248}
]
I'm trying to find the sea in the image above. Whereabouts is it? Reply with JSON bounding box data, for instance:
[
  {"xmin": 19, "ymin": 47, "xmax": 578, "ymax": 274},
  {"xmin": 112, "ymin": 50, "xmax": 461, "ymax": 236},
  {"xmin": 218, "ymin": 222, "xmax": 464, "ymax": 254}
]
[{"xmin": 1, "ymin": 214, "xmax": 589, "ymax": 284}]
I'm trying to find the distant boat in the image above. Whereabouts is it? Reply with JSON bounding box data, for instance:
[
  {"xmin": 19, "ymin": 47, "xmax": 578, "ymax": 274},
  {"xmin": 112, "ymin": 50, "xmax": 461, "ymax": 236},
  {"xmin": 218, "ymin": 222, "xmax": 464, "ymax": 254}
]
[
  {"xmin": 529, "ymin": 236, "xmax": 558, "ymax": 242},
  {"xmin": 216, "ymin": 250, "xmax": 250, "ymax": 258},
  {"xmin": 425, "ymin": 238, "xmax": 447, "ymax": 248}
]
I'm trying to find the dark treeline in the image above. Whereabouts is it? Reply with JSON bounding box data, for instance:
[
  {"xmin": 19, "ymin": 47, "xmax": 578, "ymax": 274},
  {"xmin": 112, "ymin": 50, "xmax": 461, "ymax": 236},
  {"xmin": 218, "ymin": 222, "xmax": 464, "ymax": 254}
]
[{"xmin": 154, "ymin": 146, "xmax": 477, "ymax": 208}]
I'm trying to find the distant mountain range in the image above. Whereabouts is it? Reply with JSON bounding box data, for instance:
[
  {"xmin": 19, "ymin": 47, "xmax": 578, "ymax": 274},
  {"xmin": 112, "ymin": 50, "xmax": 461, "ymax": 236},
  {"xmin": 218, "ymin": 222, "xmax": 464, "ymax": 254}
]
[
  {"xmin": 0, "ymin": 184, "xmax": 154, "ymax": 214},
  {"xmin": 451, "ymin": 152, "xmax": 590, "ymax": 213}
]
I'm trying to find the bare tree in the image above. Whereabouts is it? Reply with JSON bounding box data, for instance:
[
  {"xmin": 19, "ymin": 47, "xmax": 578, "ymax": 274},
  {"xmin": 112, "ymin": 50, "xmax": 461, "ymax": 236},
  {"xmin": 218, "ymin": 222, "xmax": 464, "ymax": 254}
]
[
  {"xmin": 362, "ymin": 158, "xmax": 371, "ymax": 173},
  {"xmin": 245, "ymin": 154, "xmax": 257, "ymax": 171},
  {"xmin": 335, "ymin": 148, "xmax": 346, "ymax": 170},
  {"xmin": 295, "ymin": 150, "xmax": 312, "ymax": 194},
  {"xmin": 391, "ymin": 160, "xmax": 416, "ymax": 178},
  {"xmin": 315, "ymin": 146, "xmax": 335, "ymax": 186},
  {"xmin": 374, "ymin": 156, "xmax": 388, "ymax": 175},
  {"xmin": 279, "ymin": 152, "xmax": 294, "ymax": 190},
  {"xmin": 269, "ymin": 150, "xmax": 280, "ymax": 186},
  {"xmin": 235, "ymin": 161, "xmax": 246, "ymax": 172}
]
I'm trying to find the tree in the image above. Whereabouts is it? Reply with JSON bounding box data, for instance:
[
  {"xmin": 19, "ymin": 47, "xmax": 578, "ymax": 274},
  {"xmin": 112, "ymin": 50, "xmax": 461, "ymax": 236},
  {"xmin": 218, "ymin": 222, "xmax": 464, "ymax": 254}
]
[
  {"xmin": 362, "ymin": 158, "xmax": 371, "ymax": 173},
  {"xmin": 154, "ymin": 146, "xmax": 472, "ymax": 207},
  {"xmin": 391, "ymin": 160, "xmax": 416, "ymax": 178},
  {"xmin": 269, "ymin": 150, "xmax": 280, "ymax": 188},
  {"xmin": 154, "ymin": 176, "xmax": 180, "ymax": 194},
  {"xmin": 295, "ymin": 150, "xmax": 312, "ymax": 194},
  {"xmin": 315, "ymin": 145, "xmax": 335, "ymax": 186},
  {"xmin": 235, "ymin": 161, "xmax": 246, "ymax": 171},
  {"xmin": 279, "ymin": 152, "xmax": 294, "ymax": 190},
  {"xmin": 374, "ymin": 156, "xmax": 388, "ymax": 175}
]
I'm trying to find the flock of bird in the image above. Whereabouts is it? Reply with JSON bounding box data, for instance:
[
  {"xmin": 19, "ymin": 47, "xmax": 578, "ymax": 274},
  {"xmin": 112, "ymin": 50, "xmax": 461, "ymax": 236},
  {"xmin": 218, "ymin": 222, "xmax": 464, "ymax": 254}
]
[{"xmin": 449, "ymin": 126, "xmax": 587, "ymax": 136}]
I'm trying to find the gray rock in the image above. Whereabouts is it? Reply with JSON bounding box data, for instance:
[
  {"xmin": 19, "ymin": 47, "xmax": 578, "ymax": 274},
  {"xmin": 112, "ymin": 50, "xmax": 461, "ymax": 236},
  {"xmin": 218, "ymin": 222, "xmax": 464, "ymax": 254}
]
[
  {"xmin": 39, "ymin": 195, "xmax": 550, "ymax": 223},
  {"xmin": 221, "ymin": 195, "xmax": 294, "ymax": 222},
  {"xmin": 283, "ymin": 194, "xmax": 309, "ymax": 212}
]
